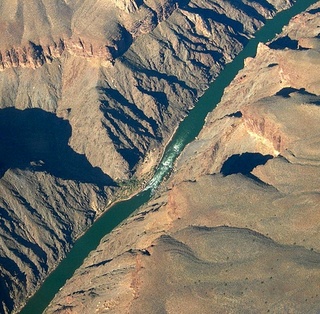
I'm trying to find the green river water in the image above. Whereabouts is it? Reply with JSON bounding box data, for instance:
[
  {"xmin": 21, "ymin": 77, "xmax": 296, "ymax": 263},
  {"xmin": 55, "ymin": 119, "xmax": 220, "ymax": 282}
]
[{"xmin": 20, "ymin": 0, "xmax": 319, "ymax": 312}]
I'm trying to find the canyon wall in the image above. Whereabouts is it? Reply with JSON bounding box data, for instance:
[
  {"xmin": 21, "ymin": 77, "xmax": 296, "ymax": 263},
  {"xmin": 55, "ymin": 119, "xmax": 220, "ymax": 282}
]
[
  {"xmin": 0, "ymin": 0, "xmax": 302, "ymax": 312},
  {"xmin": 44, "ymin": 3, "xmax": 320, "ymax": 313}
]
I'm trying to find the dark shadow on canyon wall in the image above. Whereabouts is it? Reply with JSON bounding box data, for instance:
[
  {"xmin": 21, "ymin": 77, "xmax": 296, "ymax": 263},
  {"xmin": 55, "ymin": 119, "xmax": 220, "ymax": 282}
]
[
  {"xmin": 0, "ymin": 108, "xmax": 115, "ymax": 186},
  {"xmin": 275, "ymin": 88, "xmax": 320, "ymax": 105},
  {"xmin": 269, "ymin": 35, "xmax": 298, "ymax": 50},
  {"xmin": 221, "ymin": 153, "xmax": 273, "ymax": 176},
  {"xmin": 307, "ymin": 7, "xmax": 320, "ymax": 14},
  {"xmin": 275, "ymin": 87, "xmax": 302, "ymax": 97}
]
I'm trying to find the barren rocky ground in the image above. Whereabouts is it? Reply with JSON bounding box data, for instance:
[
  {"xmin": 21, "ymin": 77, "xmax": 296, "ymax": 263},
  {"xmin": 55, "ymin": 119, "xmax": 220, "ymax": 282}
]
[
  {"xmin": 0, "ymin": 0, "xmax": 314, "ymax": 313},
  {"xmin": 0, "ymin": 0, "xmax": 296, "ymax": 313},
  {"xmin": 44, "ymin": 3, "xmax": 320, "ymax": 313}
]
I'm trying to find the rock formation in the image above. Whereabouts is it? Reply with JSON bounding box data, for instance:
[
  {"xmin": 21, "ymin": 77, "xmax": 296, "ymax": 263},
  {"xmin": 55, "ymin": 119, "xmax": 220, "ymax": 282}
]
[
  {"xmin": 0, "ymin": 0, "xmax": 307, "ymax": 313},
  {"xmin": 44, "ymin": 3, "xmax": 320, "ymax": 313}
]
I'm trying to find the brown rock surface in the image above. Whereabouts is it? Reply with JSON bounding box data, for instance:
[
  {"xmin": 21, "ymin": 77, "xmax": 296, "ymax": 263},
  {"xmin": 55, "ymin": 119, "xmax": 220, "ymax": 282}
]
[
  {"xmin": 45, "ymin": 3, "xmax": 320, "ymax": 313},
  {"xmin": 0, "ymin": 0, "xmax": 289, "ymax": 180},
  {"xmin": 1, "ymin": 0, "xmax": 297, "ymax": 313}
]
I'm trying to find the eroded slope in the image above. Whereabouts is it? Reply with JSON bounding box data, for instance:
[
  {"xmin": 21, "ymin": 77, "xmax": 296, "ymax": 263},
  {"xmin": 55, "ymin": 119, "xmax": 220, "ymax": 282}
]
[
  {"xmin": 0, "ymin": 0, "xmax": 300, "ymax": 312},
  {"xmin": 45, "ymin": 4, "xmax": 320, "ymax": 313}
]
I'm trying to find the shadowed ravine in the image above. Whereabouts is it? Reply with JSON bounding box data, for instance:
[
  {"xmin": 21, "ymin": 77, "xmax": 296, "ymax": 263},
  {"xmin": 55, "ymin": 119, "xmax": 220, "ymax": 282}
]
[
  {"xmin": 20, "ymin": 0, "xmax": 319, "ymax": 313},
  {"xmin": 0, "ymin": 108, "xmax": 115, "ymax": 187}
]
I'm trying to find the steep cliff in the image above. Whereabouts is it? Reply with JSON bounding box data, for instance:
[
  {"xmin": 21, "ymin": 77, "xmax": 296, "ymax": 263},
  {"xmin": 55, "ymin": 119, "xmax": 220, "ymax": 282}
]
[
  {"xmin": 0, "ymin": 0, "xmax": 302, "ymax": 313},
  {"xmin": 0, "ymin": 0, "xmax": 294, "ymax": 180},
  {"xmin": 44, "ymin": 3, "xmax": 320, "ymax": 313}
]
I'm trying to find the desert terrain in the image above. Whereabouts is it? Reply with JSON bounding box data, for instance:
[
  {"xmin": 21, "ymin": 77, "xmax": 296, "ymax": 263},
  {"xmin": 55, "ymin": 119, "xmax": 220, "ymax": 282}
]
[
  {"xmin": 44, "ymin": 2, "xmax": 320, "ymax": 313},
  {"xmin": 0, "ymin": 0, "xmax": 318, "ymax": 313}
]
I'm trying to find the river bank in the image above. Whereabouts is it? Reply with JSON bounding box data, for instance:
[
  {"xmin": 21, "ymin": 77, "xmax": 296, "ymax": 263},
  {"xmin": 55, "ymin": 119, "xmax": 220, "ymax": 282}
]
[
  {"xmin": 43, "ymin": 2, "xmax": 320, "ymax": 312},
  {"xmin": 23, "ymin": 1, "xmax": 320, "ymax": 312}
]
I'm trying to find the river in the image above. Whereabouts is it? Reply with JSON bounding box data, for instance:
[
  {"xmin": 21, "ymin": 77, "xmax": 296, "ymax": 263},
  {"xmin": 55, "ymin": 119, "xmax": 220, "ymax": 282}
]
[{"xmin": 20, "ymin": 0, "xmax": 319, "ymax": 312}]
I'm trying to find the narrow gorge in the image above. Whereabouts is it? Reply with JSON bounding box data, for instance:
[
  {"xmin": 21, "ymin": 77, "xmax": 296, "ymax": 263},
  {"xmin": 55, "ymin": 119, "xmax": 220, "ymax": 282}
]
[
  {"xmin": 0, "ymin": 0, "xmax": 319, "ymax": 313},
  {"xmin": 44, "ymin": 2, "xmax": 320, "ymax": 313}
]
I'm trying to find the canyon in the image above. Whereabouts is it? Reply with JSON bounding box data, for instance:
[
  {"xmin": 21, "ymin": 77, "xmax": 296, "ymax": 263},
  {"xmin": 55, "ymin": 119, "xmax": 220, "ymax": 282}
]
[
  {"xmin": 0, "ymin": 0, "xmax": 319, "ymax": 313},
  {"xmin": 44, "ymin": 2, "xmax": 320, "ymax": 313}
]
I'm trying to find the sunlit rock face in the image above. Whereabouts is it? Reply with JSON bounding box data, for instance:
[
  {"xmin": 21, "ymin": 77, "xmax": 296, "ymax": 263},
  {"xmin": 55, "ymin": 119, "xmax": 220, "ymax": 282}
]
[
  {"xmin": 43, "ymin": 2, "xmax": 320, "ymax": 314},
  {"xmin": 0, "ymin": 0, "xmax": 297, "ymax": 313},
  {"xmin": 0, "ymin": 0, "xmax": 289, "ymax": 180}
]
